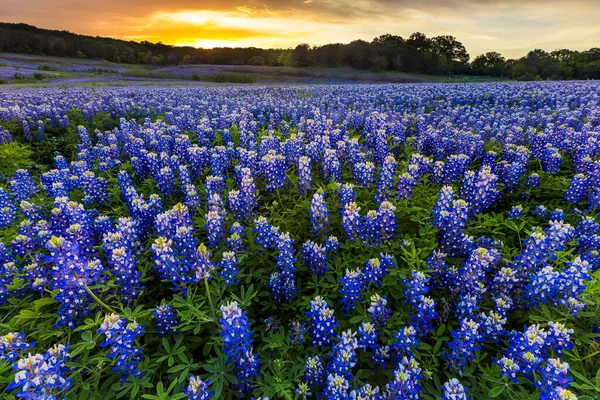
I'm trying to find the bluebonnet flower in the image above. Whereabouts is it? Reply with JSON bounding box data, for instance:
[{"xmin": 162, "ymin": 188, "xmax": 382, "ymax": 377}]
[
  {"xmin": 0, "ymin": 188, "xmax": 17, "ymax": 228},
  {"xmin": 0, "ymin": 332, "xmax": 33, "ymax": 363},
  {"xmin": 368, "ymin": 294, "xmax": 391, "ymax": 328},
  {"xmin": 411, "ymin": 296, "xmax": 438, "ymax": 338},
  {"xmin": 541, "ymin": 147, "xmax": 562, "ymax": 174},
  {"xmin": 496, "ymin": 322, "xmax": 573, "ymax": 387},
  {"xmin": 205, "ymin": 175, "xmax": 226, "ymax": 199},
  {"xmin": 108, "ymin": 246, "xmax": 143, "ymax": 303},
  {"xmin": 565, "ymin": 173, "xmax": 589, "ymax": 204},
  {"xmin": 507, "ymin": 205, "xmax": 524, "ymax": 220},
  {"xmin": 0, "ymin": 127, "xmax": 13, "ymax": 144},
  {"xmin": 442, "ymin": 379, "xmax": 469, "ymax": 400},
  {"xmin": 98, "ymin": 314, "xmax": 145, "ymax": 383},
  {"xmin": 361, "ymin": 210, "xmax": 380, "ymax": 246},
  {"xmin": 253, "ymin": 216, "xmax": 279, "ymax": 250},
  {"xmin": 218, "ymin": 251, "xmax": 240, "ymax": 287},
  {"xmin": 19, "ymin": 200, "xmax": 41, "ymax": 221},
  {"xmin": 353, "ymin": 161, "xmax": 375, "ymax": 188},
  {"xmin": 11, "ymin": 234, "xmax": 33, "ymax": 258},
  {"xmin": 526, "ymin": 173, "xmax": 540, "ymax": 189},
  {"xmin": 433, "ymin": 187, "xmax": 471, "ymax": 256},
  {"xmin": 157, "ymin": 165, "xmax": 177, "ymax": 196},
  {"xmin": 350, "ymin": 383, "xmax": 383, "ymax": 400},
  {"xmin": 391, "ymin": 326, "xmax": 418, "ymax": 361},
  {"xmin": 264, "ymin": 316, "xmax": 281, "ymax": 331},
  {"xmin": 396, "ymin": 172, "xmax": 417, "ymax": 201},
  {"xmin": 289, "ymin": 321, "xmax": 306, "ymax": 345},
  {"xmin": 226, "ymin": 222, "xmax": 245, "ymax": 251},
  {"xmin": 152, "ymin": 237, "xmax": 188, "ymax": 288},
  {"xmin": 404, "ymin": 271, "xmax": 430, "ymax": 306},
  {"xmin": 546, "ymin": 322, "xmax": 575, "ymax": 355},
  {"xmin": 268, "ymin": 232, "xmax": 298, "ymax": 303},
  {"xmin": 342, "ymin": 202, "xmax": 361, "ymax": 242},
  {"xmin": 364, "ymin": 254, "xmax": 394, "ymax": 286},
  {"xmin": 210, "ymin": 146, "xmax": 230, "ymax": 176},
  {"xmin": 322, "ymin": 149, "xmax": 341, "ymax": 182},
  {"xmin": 378, "ymin": 201, "xmax": 396, "ymax": 243},
  {"xmin": 375, "ymin": 155, "xmax": 397, "ymax": 202},
  {"xmin": 533, "ymin": 205, "xmax": 548, "ymax": 218},
  {"xmin": 327, "ymin": 329, "xmax": 359, "ymax": 381},
  {"xmin": 444, "ymin": 318, "xmax": 483, "ymax": 373},
  {"xmin": 461, "ymin": 166, "xmax": 500, "ymax": 215},
  {"xmin": 261, "ymin": 151, "xmax": 286, "ymax": 192},
  {"xmin": 310, "ymin": 190, "xmax": 330, "ymax": 238},
  {"xmin": 8, "ymin": 169, "xmax": 37, "ymax": 202},
  {"xmin": 155, "ymin": 203, "xmax": 199, "ymax": 251},
  {"xmin": 298, "ymin": 156, "xmax": 312, "ymax": 195},
  {"xmin": 549, "ymin": 209, "xmax": 566, "ymax": 221},
  {"xmin": 205, "ymin": 210, "xmax": 224, "ymax": 249},
  {"xmin": 153, "ymin": 304, "xmax": 178, "ymax": 336},
  {"xmin": 184, "ymin": 184, "xmax": 202, "ymax": 213},
  {"xmin": 498, "ymin": 229, "xmax": 553, "ymax": 296},
  {"xmin": 305, "ymin": 355, "xmax": 326, "ymax": 387},
  {"xmin": 193, "ymin": 244, "xmax": 216, "ymax": 282},
  {"xmin": 526, "ymin": 257, "xmax": 591, "ymax": 315},
  {"xmin": 358, "ymin": 321, "xmax": 379, "ymax": 352},
  {"xmin": 338, "ymin": 183, "xmax": 356, "ymax": 212},
  {"xmin": 323, "ymin": 373, "xmax": 350, "ymax": 400},
  {"xmin": 21, "ymin": 120, "xmax": 32, "ymax": 141},
  {"xmin": 219, "ymin": 301, "xmax": 259, "ymax": 393},
  {"xmin": 184, "ymin": 376, "xmax": 214, "ymax": 400},
  {"xmin": 340, "ymin": 269, "xmax": 365, "ymax": 315},
  {"xmin": 296, "ymin": 382, "xmax": 312, "ymax": 400},
  {"xmin": 81, "ymin": 170, "xmax": 109, "ymax": 206},
  {"xmin": 239, "ymin": 172, "xmax": 258, "ymax": 220},
  {"xmin": 480, "ymin": 309, "xmax": 508, "ymax": 343},
  {"xmin": 325, "ymin": 236, "xmax": 340, "ymax": 253},
  {"xmin": 386, "ymin": 357, "xmax": 422, "ymax": 399},
  {"xmin": 453, "ymin": 247, "xmax": 500, "ymax": 319},
  {"xmin": 307, "ymin": 296, "xmax": 339, "ymax": 349},
  {"xmin": 46, "ymin": 236, "xmax": 105, "ymax": 329},
  {"xmin": 302, "ymin": 240, "xmax": 328, "ymax": 277},
  {"xmin": 8, "ymin": 344, "xmax": 72, "ymax": 399},
  {"xmin": 535, "ymin": 358, "xmax": 572, "ymax": 398}
]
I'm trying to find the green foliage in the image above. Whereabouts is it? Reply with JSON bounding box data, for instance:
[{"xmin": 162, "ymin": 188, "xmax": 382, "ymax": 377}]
[
  {"xmin": 0, "ymin": 142, "xmax": 34, "ymax": 177},
  {"xmin": 0, "ymin": 99, "xmax": 598, "ymax": 400}
]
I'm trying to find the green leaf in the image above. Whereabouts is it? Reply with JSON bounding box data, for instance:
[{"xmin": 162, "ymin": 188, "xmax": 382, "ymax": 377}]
[
  {"xmin": 33, "ymin": 297, "xmax": 57, "ymax": 312},
  {"xmin": 161, "ymin": 338, "xmax": 171, "ymax": 353},
  {"xmin": 488, "ymin": 385, "xmax": 505, "ymax": 398}
]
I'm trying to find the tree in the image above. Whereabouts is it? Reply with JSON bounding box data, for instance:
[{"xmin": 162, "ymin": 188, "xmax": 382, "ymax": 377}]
[
  {"xmin": 277, "ymin": 50, "xmax": 295, "ymax": 67},
  {"xmin": 471, "ymin": 52, "xmax": 506, "ymax": 76},
  {"xmin": 372, "ymin": 34, "xmax": 405, "ymax": 70},
  {"xmin": 181, "ymin": 54, "xmax": 192, "ymax": 65},
  {"xmin": 292, "ymin": 43, "xmax": 312, "ymax": 67},
  {"xmin": 248, "ymin": 56, "xmax": 265, "ymax": 66}
]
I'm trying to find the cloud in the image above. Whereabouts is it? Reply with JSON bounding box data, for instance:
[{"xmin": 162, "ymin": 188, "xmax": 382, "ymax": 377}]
[{"xmin": 0, "ymin": 0, "xmax": 598, "ymax": 57}]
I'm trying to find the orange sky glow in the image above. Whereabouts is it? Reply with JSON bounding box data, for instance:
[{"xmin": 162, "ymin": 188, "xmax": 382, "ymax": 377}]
[{"xmin": 1, "ymin": 0, "xmax": 598, "ymax": 58}]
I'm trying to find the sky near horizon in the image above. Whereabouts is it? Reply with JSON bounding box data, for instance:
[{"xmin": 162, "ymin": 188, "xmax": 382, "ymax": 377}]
[{"xmin": 1, "ymin": 0, "xmax": 598, "ymax": 58}]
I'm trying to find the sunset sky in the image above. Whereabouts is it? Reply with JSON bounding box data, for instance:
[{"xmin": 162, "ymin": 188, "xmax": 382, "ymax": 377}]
[{"xmin": 1, "ymin": 0, "xmax": 598, "ymax": 58}]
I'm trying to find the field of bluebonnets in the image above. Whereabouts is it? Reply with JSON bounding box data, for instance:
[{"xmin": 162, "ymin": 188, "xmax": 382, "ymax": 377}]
[{"xmin": 0, "ymin": 81, "xmax": 599, "ymax": 400}]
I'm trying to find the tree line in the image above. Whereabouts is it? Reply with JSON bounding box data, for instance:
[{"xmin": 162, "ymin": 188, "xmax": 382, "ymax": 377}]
[{"xmin": 0, "ymin": 23, "xmax": 598, "ymax": 80}]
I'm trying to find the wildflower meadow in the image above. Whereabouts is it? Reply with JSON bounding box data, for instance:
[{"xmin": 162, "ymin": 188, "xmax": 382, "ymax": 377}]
[{"xmin": 0, "ymin": 82, "xmax": 599, "ymax": 399}]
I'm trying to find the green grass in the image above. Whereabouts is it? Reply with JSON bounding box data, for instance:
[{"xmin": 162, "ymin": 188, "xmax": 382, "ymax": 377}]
[{"xmin": 411, "ymin": 74, "xmax": 510, "ymax": 83}]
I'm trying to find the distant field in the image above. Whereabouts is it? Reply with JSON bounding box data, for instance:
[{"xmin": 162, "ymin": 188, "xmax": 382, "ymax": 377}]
[{"xmin": 0, "ymin": 52, "xmax": 506, "ymax": 86}]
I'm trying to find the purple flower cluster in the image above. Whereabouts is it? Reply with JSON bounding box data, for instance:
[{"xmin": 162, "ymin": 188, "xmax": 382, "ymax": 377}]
[{"xmin": 219, "ymin": 301, "xmax": 259, "ymax": 393}]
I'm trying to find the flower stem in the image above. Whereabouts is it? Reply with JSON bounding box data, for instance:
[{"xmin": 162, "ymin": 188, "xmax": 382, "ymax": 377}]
[
  {"xmin": 204, "ymin": 278, "xmax": 216, "ymax": 321},
  {"xmin": 85, "ymin": 285, "xmax": 117, "ymax": 314}
]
